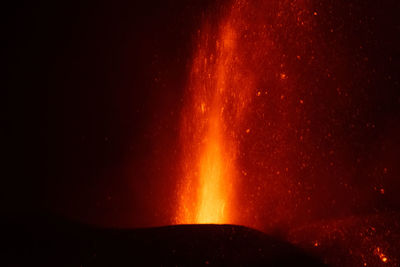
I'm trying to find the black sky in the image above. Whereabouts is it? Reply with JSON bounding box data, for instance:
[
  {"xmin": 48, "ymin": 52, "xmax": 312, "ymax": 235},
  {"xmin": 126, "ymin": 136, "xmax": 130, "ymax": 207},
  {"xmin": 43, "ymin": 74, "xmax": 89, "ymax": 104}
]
[{"xmin": 6, "ymin": 0, "xmax": 216, "ymax": 227}]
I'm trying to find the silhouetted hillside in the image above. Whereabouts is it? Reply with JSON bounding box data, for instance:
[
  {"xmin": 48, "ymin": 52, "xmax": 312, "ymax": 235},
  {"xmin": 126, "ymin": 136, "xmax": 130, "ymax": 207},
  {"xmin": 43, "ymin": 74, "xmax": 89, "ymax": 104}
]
[{"xmin": 2, "ymin": 213, "xmax": 324, "ymax": 266}]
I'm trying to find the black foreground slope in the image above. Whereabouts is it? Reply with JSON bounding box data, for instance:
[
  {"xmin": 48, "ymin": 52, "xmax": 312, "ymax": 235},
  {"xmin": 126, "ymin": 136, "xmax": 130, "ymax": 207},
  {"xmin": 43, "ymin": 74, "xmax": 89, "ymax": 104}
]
[{"xmin": 2, "ymin": 214, "xmax": 325, "ymax": 266}]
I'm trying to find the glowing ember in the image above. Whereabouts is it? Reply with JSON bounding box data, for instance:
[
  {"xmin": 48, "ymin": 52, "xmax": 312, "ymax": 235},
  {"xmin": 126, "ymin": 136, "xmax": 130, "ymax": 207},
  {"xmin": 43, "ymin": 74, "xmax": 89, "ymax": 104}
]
[{"xmin": 375, "ymin": 247, "xmax": 389, "ymax": 263}]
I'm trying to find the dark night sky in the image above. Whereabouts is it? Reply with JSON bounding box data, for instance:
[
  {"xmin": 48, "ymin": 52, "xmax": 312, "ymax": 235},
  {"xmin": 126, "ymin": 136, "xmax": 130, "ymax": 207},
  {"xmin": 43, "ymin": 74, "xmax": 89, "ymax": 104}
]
[
  {"xmin": 5, "ymin": 0, "xmax": 215, "ymax": 227},
  {"xmin": 5, "ymin": 0, "xmax": 400, "ymax": 230}
]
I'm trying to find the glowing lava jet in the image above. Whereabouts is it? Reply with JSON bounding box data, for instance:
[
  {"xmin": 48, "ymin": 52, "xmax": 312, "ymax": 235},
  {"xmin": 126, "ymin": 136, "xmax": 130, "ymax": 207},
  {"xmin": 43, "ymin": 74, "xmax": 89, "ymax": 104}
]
[
  {"xmin": 176, "ymin": 2, "xmax": 256, "ymax": 224},
  {"xmin": 175, "ymin": 0, "xmax": 309, "ymax": 225},
  {"xmin": 173, "ymin": 0, "xmax": 399, "ymax": 265},
  {"xmin": 175, "ymin": 0, "xmax": 305, "ymax": 225},
  {"xmin": 176, "ymin": 24, "xmax": 239, "ymax": 224}
]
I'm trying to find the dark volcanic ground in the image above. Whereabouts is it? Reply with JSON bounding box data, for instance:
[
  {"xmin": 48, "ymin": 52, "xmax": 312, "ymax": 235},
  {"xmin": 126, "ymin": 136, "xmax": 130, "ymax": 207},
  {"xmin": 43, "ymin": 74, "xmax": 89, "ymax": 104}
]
[{"xmin": 2, "ymin": 214, "xmax": 324, "ymax": 266}]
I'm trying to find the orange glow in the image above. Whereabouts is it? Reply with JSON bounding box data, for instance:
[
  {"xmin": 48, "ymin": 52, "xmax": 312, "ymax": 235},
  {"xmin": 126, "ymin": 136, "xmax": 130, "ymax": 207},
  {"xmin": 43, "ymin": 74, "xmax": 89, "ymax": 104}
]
[
  {"xmin": 374, "ymin": 247, "xmax": 389, "ymax": 264},
  {"xmin": 169, "ymin": 0, "xmax": 399, "ymax": 265},
  {"xmin": 196, "ymin": 117, "xmax": 229, "ymax": 223},
  {"xmin": 176, "ymin": 24, "xmax": 237, "ymax": 224},
  {"xmin": 176, "ymin": 2, "xmax": 254, "ymax": 224}
]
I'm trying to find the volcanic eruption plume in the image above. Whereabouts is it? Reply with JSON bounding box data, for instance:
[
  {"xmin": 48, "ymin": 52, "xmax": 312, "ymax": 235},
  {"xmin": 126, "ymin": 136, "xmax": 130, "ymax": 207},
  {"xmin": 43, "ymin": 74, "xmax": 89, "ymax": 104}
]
[
  {"xmin": 176, "ymin": 0, "xmax": 316, "ymax": 227},
  {"xmin": 4, "ymin": 0, "xmax": 399, "ymax": 266},
  {"xmin": 175, "ymin": 0, "xmax": 399, "ymax": 265},
  {"xmin": 176, "ymin": 1, "xmax": 256, "ymax": 224}
]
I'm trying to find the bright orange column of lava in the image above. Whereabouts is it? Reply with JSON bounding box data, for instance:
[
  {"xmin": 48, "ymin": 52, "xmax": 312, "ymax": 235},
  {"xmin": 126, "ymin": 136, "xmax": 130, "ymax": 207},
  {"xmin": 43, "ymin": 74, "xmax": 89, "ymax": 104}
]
[
  {"xmin": 176, "ymin": 25, "xmax": 236, "ymax": 224},
  {"xmin": 176, "ymin": 2, "xmax": 254, "ymax": 224},
  {"xmin": 172, "ymin": 0, "xmax": 400, "ymax": 265},
  {"xmin": 196, "ymin": 116, "xmax": 229, "ymax": 223}
]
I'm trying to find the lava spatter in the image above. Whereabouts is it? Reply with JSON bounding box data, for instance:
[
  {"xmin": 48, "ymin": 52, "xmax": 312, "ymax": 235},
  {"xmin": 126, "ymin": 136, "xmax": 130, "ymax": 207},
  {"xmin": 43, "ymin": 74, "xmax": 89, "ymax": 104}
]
[{"xmin": 174, "ymin": 0, "xmax": 399, "ymax": 265}]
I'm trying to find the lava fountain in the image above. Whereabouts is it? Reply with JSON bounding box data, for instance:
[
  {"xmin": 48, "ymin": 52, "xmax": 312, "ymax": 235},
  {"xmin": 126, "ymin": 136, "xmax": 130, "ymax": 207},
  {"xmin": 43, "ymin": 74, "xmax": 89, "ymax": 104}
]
[
  {"xmin": 174, "ymin": 2, "xmax": 400, "ymax": 264},
  {"xmin": 175, "ymin": 0, "xmax": 312, "ymax": 225},
  {"xmin": 176, "ymin": 1, "xmax": 256, "ymax": 224}
]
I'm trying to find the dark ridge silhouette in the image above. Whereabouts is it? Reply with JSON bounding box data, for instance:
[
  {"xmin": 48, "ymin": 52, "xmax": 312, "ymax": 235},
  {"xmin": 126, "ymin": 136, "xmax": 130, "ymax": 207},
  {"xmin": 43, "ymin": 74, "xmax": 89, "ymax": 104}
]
[{"xmin": 2, "ymin": 213, "xmax": 325, "ymax": 266}]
